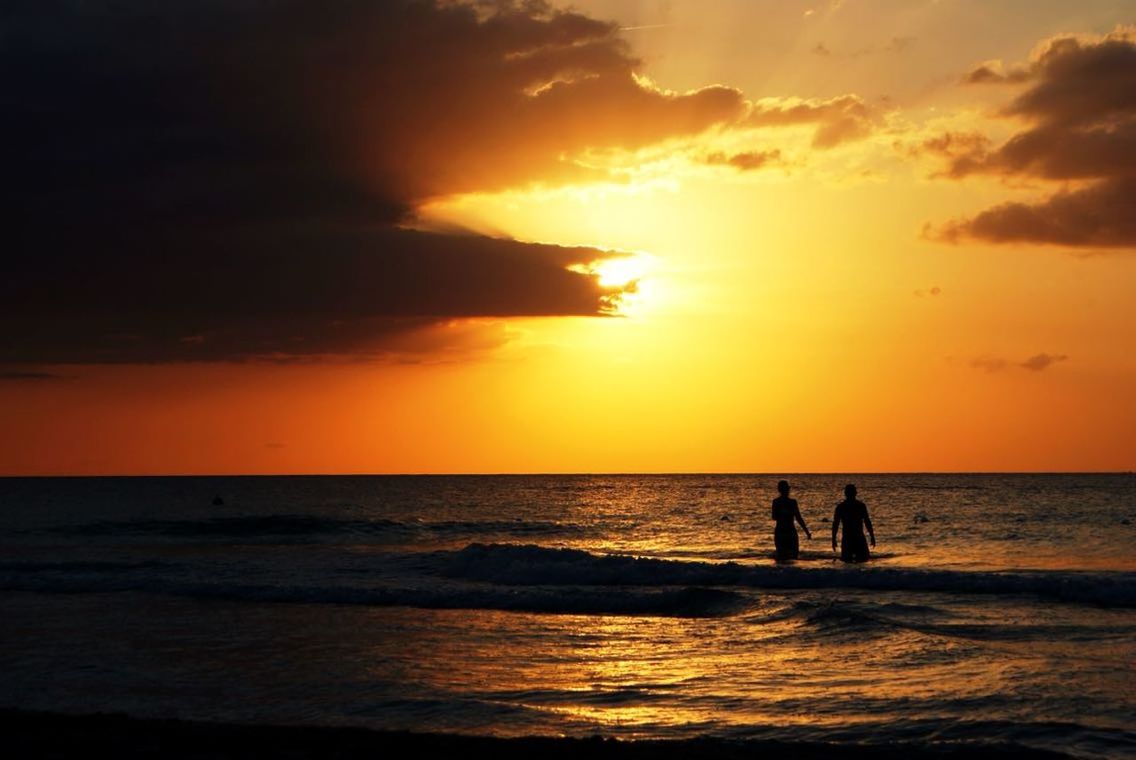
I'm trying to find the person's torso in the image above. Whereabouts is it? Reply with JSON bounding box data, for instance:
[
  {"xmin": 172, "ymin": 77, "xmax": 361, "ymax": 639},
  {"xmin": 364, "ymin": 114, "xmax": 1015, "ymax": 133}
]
[
  {"xmin": 836, "ymin": 499, "xmax": 866, "ymax": 534},
  {"xmin": 772, "ymin": 496, "xmax": 797, "ymax": 530}
]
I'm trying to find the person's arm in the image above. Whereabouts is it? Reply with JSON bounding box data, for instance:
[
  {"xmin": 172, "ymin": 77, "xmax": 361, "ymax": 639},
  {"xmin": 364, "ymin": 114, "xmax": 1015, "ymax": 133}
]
[
  {"xmin": 795, "ymin": 503, "xmax": 811, "ymax": 539},
  {"xmin": 864, "ymin": 505, "xmax": 875, "ymax": 546},
  {"xmin": 831, "ymin": 506, "xmax": 840, "ymax": 551}
]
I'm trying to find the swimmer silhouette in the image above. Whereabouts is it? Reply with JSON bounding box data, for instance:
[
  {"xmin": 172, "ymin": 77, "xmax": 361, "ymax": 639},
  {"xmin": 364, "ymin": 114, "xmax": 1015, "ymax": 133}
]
[
  {"xmin": 771, "ymin": 480, "xmax": 811, "ymax": 561},
  {"xmin": 832, "ymin": 483, "xmax": 875, "ymax": 562}
]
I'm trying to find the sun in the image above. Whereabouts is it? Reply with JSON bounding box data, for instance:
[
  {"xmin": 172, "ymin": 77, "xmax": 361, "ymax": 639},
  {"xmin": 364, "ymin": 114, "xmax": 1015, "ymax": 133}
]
[
  {"xmin": 591, "ymin": 254, "xmax": 651, "ymax": 288},
  {"xmin": 569, "ymin": 253, "xmax": 656, "ymax": 316}
]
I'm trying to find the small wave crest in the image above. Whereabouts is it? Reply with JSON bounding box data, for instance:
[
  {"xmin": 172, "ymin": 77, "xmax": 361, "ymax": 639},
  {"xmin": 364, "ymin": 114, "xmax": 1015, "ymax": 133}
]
[
  {"xmin": 44, "ymin": 515, "xmax": 581, "ymax": 542},
  {"xmin": 0, "ymin": 564, "xmax": 747, "ymax": 618},
  {"xmin": 442, "ymin": 544, "xmax": 1136, "ymax": 607}
]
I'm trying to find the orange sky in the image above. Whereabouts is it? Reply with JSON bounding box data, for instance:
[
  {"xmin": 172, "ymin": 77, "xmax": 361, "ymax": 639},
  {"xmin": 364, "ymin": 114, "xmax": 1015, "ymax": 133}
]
[{"xmin": 2, "ymin": 0, "xmax": 1134, "ymax": 474}]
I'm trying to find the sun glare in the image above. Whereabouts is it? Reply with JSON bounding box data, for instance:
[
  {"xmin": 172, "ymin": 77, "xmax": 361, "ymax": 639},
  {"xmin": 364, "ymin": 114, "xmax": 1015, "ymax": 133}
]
[
  {"xmin": 591, "ymin": 254, "xmax": 651, "ymax": 288},
  {"xmin": 569, "ymin": 253, "xmax": 657, "ymax": 317}
]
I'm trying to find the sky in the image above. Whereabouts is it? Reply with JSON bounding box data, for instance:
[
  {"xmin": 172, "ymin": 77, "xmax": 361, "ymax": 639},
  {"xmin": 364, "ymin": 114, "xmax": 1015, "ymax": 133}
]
[{"xmin": 1, "ymin": 0, "xmax": 1134, "ymax": 474}]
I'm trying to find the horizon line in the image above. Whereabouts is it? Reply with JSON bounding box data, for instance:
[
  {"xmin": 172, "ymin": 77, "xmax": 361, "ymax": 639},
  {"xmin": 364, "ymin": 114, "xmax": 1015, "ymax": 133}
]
[{"xmin": 1, "ymin": 470, "xmax": 1131, "ymax": 479}]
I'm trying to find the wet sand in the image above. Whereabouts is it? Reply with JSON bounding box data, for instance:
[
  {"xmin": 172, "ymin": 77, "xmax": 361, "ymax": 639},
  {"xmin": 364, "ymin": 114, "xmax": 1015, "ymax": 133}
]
[{"xmin": 2, "ymin": 710, "xmax": 1071, "ymax": 759}]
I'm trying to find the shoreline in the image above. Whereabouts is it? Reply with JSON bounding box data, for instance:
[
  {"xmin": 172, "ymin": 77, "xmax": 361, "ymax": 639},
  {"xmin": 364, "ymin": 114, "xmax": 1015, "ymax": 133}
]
[{"xmin": 2, "ymin": 710, "xmax": 1073, "ymax": 759}]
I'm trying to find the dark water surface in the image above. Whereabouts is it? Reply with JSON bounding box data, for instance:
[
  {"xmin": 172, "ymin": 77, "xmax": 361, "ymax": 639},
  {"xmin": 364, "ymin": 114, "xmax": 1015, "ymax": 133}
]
[{"xmin": 1, "ymin": 475, "xmax": 1134, "ymax": 758}]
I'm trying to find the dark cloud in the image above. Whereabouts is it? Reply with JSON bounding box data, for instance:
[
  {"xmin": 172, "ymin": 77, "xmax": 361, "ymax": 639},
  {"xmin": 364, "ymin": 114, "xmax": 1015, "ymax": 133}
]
[
  {"xmin": 961, "ymin": 61, "xmax": 1031, "ymax": 85},
  {"xmin": 1, "ymin": 0, "xmax": 745, "ymax": 364},
  {"xmin": 967, "ymin": 354, "xmax": 1068, "ymax": 373},
  {"xmin": 927, "ymin": 27, "xmax": 1136, "ymax": 249},
  {"xmin": 746, "ymin": 95, "xmax": 881, "ymax": 148},
  {"xmin": 904, "ymin": 131, "xmax": 993, "ymax": 177},
  {"xmin": 1, "ymin": 225, "xmax": 629, "ymax": 363},
  {"xmin": 1020, "ymin": 353, "xmax": 1068, "ymax": 371},
  {"xmin": 703, "ymin": 150, "xmax": 783, "ymax": 171},
  {"xmin": 1003, "ymin": 32, "xmax": 1136, "ymax": 124},
  {"xmin": 0, "ymin": 371, "xmax": 72, "ymax": 382},
  {"xmin": 927, "ymin": 123, "xmax": 1136, "ymax": 181},
  {"xmin": 937, "ymin": 178, "xmax": 1136, "ymax": 247}
]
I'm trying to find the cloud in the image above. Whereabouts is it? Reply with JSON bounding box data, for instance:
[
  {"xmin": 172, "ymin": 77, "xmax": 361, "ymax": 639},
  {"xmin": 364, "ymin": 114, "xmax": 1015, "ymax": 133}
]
[
  {"xmin": 0, "ymin": 0, "xmax": 747, "ymax": 365},
  {"xmin": 904, "ymin": 131, "xmax": 993, "ymax": 177},
  {"xmin": 926, "ymin": 26, "xmax": 1136, "ymax": 249},
  {"xmin": 961, "ymin": 60, "xmax": 1031, "ymax": 84},
  {"xmin": 1, "ymin": 226, "xmax": 631, "ymax": 363},
  {"xmin": 702, "ymin": 150, "xmax": 784, "ymax": 171},
  {"xmin": 936, "ymin": 178, "xmax": 1136, "ymax": 247},
  {"xmin": 1020, "ymin": 353, "xmax": 1068, "ymax": 371},
  {"xmin": 1, "ymin": 1, "xmax": 886, "ymax": 366},
  {"xmin": 0, "ymin": 371, "xmax": 72, "ymax": 382},
  {"xmin": 968, "ymin": 353, "xmax": 1069, "ymax": 373},
  {"xmin": 746, "ymin": 95, "xmax": 882, "ymax": 148}
]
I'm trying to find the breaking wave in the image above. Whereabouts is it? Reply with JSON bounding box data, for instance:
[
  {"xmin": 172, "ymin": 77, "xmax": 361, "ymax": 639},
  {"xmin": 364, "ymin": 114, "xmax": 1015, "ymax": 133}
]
[{"xmin": 441, "ymin": 544, "xmax": 1136, "ymax": 607}]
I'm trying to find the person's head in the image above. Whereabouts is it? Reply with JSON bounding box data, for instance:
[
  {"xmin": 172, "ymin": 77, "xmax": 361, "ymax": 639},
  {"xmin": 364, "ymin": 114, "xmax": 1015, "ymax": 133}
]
[
  {"xmin": 777, "ymin": 480, "xmax": 790, "ymax": 496},
  {"xmin": 844, "ymin": 483, "xmax": 857, "ymax": 499}
]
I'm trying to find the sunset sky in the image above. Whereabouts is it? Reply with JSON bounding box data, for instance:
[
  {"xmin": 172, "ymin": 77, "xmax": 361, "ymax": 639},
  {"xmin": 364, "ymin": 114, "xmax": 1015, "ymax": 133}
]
[{"xmin": 2, "ymin": 0, "xmax": 1134, "ymax": 474}]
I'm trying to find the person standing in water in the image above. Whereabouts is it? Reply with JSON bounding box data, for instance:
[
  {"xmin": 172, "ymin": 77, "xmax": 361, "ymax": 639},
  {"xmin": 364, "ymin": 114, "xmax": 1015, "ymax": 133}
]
[
  {"xmin": 771, "ymin": 480, "xmax": 811, "ymax": 561},
  {"xmin": 832, "ymin": 483, "xmax": 875, "ymax": 562}
]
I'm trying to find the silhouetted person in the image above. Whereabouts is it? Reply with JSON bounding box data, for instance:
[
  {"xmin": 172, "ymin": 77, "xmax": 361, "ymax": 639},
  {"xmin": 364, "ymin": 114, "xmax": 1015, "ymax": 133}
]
[
  {"xmin": 832, "ymin": 484, "xmax": 874, "ymax": 562},
  {"xmin": 771, "ymin": 480, "xmax": 811, "ymax": 561}
]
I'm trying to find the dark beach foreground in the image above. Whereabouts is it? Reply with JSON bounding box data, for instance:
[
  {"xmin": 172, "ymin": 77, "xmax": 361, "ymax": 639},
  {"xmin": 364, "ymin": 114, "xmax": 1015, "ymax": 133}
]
[{"xmin": 3, "ymin": 710, "xmax": 1074, "ymax": 759}]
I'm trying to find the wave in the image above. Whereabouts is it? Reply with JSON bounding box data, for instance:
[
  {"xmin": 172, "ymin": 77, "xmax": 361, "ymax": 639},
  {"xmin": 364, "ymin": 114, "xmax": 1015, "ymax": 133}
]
[
  {"xmin": 0, "ymin": 560, "xmax": 169, "ymax": 573},
  {"xmin": 441, "ymin": 544, "xmax": 1136, "ymax": 607},
  {"xmin": 44, "ymin": 515, "xmax": 581, "ymax": 541},
  {"xmin": 761, "ymin": 598, "xmax": 1136, "ymax": 643},
  {"xmin": 634, "ymin": 548, "xmax": 902, "ymax": 562},
  {"xmin": 5, "ymin": 543, "xmax": 1134, "ymax": 616},
  {"xmin": 0, "ymin": 562, "xmax": 748, "ymax": 618}
]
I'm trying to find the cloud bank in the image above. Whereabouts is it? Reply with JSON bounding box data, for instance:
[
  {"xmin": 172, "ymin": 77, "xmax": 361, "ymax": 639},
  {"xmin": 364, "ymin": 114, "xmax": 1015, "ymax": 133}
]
[
  {"xmin": 1, "ymin": 0, "xmax": 753, "ymax": 364},
  {"xmin": 929, "ymin": 26, "xmax": 1136, "ymax": 249}
]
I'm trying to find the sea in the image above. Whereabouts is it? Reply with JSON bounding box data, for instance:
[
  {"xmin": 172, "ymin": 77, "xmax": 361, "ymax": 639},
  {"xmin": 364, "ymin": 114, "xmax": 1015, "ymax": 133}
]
[{"xmin": 1, "ymin": 474, "xmax": 1134, "ymax": 758}]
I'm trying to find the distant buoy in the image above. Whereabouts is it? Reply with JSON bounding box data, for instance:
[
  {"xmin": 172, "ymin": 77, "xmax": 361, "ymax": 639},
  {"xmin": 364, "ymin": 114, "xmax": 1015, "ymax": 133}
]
[
  {"xmin": 913, "ymin": 513, "xmax": 929, "ymax": 524},
  {"xmin": 720, "ymin": 514, "xmax": 732, "ymax": 521}
]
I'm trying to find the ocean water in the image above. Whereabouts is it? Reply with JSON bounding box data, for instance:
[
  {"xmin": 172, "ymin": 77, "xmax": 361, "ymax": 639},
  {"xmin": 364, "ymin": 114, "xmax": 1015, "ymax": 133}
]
[{"xmin": 1, "ymin": 474, "xmax": 1134, "ymax": 758}]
